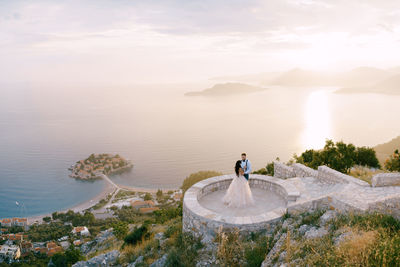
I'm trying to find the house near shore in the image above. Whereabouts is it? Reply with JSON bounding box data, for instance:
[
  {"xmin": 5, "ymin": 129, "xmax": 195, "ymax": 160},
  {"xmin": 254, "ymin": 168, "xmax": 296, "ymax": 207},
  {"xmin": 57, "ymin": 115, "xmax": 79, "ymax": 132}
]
[
  {"xmin": 46, "ymin": 242, "xmax": 63, "ymax": 256},
  {"xmin": 0, "ymin": 244, "xmax": 21, "ymax": 262},
  {"xmin": 72, "ymin": 226, "xmax": 90, "ymax": 236},
  {"xmin": 1, "ymin": 233, "xmax": 28, "ymax": 241},
  {"xmin": 131, "ymin": 200, "xmax": 155, "ymax": 209},
  {"xmin": 20, "ymin": 241, "xmax": 33, "ymax": 257},
  {"xmin": 0, "ymin": 219, "xmax": 11, "ymax": 227},
  {"xmin": 0, "ymin": 218, "xmax": 28, "ymax": 228}
]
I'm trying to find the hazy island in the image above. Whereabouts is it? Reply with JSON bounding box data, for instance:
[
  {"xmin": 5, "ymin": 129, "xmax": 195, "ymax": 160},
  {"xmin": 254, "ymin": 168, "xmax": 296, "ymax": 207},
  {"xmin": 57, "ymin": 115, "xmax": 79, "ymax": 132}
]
[
  {"xmin": 184, "ymin": 82, "xmax": 267, "ymax": 96},
  {"xmin": 335, "ymin": 73, "xmax": 400, "ymax": 95},
  {"xmin": 69, "ymin": 153, "xmax": 133, "ymax": 179}
]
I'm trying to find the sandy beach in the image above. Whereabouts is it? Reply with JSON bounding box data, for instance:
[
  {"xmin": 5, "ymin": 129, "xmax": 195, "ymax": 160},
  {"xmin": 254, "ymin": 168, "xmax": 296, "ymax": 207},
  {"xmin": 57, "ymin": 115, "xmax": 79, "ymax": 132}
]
[
  {"xmin": 26, "ymin": 175, "xmax": 178, "ymax": 225},
  {"xmin": 27, "ymin": 181, "xmax": 116, "ymax": 225}
]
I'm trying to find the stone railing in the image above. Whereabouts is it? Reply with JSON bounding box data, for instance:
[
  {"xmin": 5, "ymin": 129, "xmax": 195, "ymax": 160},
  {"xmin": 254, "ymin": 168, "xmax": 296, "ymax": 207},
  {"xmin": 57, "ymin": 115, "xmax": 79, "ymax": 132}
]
[
  {"xmin": 317, "ymin": 166, "xmax": 369, "ymax": 186},
  {"xmin": 182, "ymin": 174, "xmax": 300, "ymax": 240},
  {"xmin": 273, "ymin": 161, "xmax": 295, "ymax": 179},
  {"xmin": 292, "ymin": 163, "xmax": 318, "ymax": 178},
  {"xmin": 371, "ymin": 173, "xmax": 400, "ymax": 187}
]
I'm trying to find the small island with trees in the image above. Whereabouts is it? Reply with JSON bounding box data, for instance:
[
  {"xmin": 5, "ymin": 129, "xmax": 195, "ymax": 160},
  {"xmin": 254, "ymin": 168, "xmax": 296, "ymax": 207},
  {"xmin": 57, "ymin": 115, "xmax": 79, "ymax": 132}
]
[{"xmin": 69, "ymin": 153, "xmax": 133, "ymax": 179}]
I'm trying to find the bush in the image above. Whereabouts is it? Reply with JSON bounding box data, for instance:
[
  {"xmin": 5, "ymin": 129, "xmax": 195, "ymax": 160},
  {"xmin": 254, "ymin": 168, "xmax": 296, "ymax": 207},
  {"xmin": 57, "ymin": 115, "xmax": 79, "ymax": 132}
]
[
  {"xmin": 181, "ymin": 171, "xmax": 222, "ymax": 193},
  {"xmin": 384, "ymin": 149, "xmax": 400, "ymax": 171},
  {"xmin": 165, "ymin": 231, "xmax": 203, "ymax": 267},
  {"xmin": 51, "ymin": 246, "xmax": 84, "ymax": 267},
  {"xmin": 216, "ymin": 228, "xmax": 244, "ymax": 267},
  {"xmin": 252, "ymin": 162, "xmax": 274, "ymax": 176},
  {"xmin": 154, "ymin": 203, "xmax": 182, "ymax": 224},
  {"xmin": 245, "ymin": 236, "xmax": 273, "ymax": 267},
  {"xmin": 112, "ymin": 221, "xmax": 129, "ymax": 240},
  {"xmin": 124, "ymin": 223, "xmax": 150, "ymax": 245}
]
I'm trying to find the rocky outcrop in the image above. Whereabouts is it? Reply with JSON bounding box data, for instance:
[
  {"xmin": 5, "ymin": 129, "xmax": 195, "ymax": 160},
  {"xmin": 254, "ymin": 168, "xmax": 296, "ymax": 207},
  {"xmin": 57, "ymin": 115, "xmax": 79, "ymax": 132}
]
[
  {"xmin": 72, "ymin": 250, "xmax": 120, "ymax": 267},
  {"xmin": 372, "ymin": 173, "xmax": 400, "ymax": 187}
]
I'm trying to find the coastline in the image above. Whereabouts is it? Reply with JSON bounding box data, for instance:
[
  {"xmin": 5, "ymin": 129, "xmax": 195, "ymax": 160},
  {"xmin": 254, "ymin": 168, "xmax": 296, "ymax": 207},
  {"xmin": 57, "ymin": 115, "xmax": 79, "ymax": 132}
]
[
  {"xmin": 27, "ymin": 181, "xmax": 116, "ymax": 225},
  {"xmin": 26, "ymin": 178, "xmax": 178, "ymax": 225}
]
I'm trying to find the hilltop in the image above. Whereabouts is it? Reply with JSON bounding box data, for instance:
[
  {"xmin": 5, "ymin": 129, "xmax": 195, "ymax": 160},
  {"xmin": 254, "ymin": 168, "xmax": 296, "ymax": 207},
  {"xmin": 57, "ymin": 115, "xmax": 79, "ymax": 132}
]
[
  {"xmin": 209, "ymin": 66, "xmax": 400, "ymax": 91},
  {"xmin": 374, "ymin": 135, "xmax": 400, "ymax": 165},
  {"xmin": 336, "ymin": 73, "xmax": 400, "ymax": 95},
  {"xmin": 184, "ymin": 82, "xmax": 267, "ymax": 96}
]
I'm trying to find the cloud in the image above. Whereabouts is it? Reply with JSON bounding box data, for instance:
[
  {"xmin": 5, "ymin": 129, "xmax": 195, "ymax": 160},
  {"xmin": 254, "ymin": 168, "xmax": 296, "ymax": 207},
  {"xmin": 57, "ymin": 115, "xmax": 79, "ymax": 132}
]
[{"xmin": 1, "ymin": 0, "xmax": 400, "ymax": 83}]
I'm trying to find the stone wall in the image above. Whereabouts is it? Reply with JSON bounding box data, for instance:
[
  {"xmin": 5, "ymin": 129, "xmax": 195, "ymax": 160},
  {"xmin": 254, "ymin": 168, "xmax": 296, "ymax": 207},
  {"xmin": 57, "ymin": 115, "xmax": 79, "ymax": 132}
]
[
  {"xmin": 182, "ymin": 174, "xmax": 300, "ymax": 242},
  {"xmin": 292, "ymin": 163, "xmax": 318, "ymax": 178},
  {"xmin": 368, "ymin": 195, "xmax": 400, "ymax": 220},
  {"xmin": 371, "ymin": 173, "xmax": 400, "ymax": 187},
  {"xmin": 273, "ymin": 161, "xmax": 295, "ymax": 179},
  {"xmin": 317, "ymin": 166, "xmax": 369, "ymax": 186}
]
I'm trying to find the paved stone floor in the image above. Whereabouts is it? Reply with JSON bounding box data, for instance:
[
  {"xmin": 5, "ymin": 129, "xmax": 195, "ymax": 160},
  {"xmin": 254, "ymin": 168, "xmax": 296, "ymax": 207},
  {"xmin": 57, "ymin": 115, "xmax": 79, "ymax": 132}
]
[
  {"xmin": 288, "ymin": 176, "xmax": 400, "ymax": 210},
  {"xmin": 198, "ymin": 188, "xmax": 286, "ymax": 217}
]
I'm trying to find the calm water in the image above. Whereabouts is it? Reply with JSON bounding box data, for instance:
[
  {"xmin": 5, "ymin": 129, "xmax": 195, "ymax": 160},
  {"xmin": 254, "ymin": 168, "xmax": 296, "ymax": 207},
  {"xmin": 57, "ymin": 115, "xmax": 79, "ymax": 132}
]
[{"xmin": 1, "ymin": 82, "xmax": 400, "ymax": 218}]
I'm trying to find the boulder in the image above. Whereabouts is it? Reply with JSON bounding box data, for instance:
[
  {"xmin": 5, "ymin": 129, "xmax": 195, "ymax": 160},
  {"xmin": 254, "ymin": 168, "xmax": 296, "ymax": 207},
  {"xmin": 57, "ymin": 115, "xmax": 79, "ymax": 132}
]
[{"xmin": 72, "ymin": 250, "xmax": 120, "ymax": 267}]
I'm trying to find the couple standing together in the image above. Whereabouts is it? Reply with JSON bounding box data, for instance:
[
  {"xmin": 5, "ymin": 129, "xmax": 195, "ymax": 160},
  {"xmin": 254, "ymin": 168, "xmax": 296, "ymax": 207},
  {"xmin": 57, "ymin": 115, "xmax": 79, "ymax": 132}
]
[{"xmin": 223, "ymin": 153, "xmax": 255, "ymax": 208}]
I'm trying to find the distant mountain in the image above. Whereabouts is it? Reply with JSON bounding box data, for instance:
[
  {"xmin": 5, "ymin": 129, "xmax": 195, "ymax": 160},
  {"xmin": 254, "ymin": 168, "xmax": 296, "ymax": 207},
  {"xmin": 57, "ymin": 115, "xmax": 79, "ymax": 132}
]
[
  {"xmin": 266, "ymin": 68, "xmax": 332, "ymax": 86},
  {"xmin": 267, "ymin": 67, "xmax": 393, "ymax": 87},
  {"xmin": 336, "ymin": 74, "xmax": 400, "ymax": 95},
  {"xmin": 387, "ymin": 66, "xmax": 400, "ymax": 74},
  {"xmin": 184, "ymin": 83, "xmax": 267, "ymax": 96},
  {"xmin": 208, "ymin": 66, "xmax": 399, "ymax": 90},
  {"xmin": 374, "ymin": 135, "xmax": 400, "ymax": 165},
  {"xmin": 336, "ymin": 67, "xmax": 391, "ymax": 87},
  {"xmin": 210, "ymin": 72, "xmax": 280, "ymax": 84}
]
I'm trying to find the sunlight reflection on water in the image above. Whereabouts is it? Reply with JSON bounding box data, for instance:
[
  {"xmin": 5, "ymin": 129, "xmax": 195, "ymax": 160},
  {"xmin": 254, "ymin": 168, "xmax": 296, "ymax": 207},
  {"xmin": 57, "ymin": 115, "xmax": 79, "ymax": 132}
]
[{"xmin": 302, "ymin": 90, "xmax": 332, "ymax": 150}]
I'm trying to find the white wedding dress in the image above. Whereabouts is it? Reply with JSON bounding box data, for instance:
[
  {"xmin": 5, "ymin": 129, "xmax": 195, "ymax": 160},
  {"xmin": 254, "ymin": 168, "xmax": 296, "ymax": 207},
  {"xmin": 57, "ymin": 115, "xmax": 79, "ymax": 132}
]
[{"xmin": 223, "ymin": 175, "xmax": 255, "ymax": 208}]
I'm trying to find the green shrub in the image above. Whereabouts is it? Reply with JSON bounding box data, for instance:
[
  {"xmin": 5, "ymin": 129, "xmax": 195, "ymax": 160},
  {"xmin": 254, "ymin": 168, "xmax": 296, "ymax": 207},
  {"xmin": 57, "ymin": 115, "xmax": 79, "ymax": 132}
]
[
  {"xmin": 112, "ymin": 221, "xmax": 129, "ymax": 240},
  {"xmin": 245, "ymin": 236, "xmax": 273, "ymax": 267},
  {"xmin": 154, "ymin": 203, "xmax": 182, "ymax": 224},
  {"xmin": 384, "ymin": 149, "xmax": 400, "ymax": 171},
  {"xmin": 252, "ymin": 162, "xmax": 274, "ymax": 176},
  {"xmin": 181, "ymin": 171, "xmax": 222, "ymax": 193},
  {"xmin": 165, "ymin": 231, "xmax": 203, "ymax": 267},
  {"xmin": 124, "ymin": 223, "xmax": 150, "ymax": 245}
]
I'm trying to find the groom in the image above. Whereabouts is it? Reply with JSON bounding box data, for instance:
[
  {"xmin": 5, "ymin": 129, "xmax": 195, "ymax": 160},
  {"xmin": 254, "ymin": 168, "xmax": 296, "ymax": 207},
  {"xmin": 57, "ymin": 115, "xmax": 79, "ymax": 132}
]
[{"xmin": 241, "ymin": 153, "xmax": 252, "ymax": 180}]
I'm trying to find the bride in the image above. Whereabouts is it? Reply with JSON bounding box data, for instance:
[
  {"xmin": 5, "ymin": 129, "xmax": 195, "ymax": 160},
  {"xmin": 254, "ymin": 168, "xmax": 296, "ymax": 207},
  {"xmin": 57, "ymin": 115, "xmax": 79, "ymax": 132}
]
[{"xmin": 223, "ymin": 160, "xmax": 255, "ymax": 208}]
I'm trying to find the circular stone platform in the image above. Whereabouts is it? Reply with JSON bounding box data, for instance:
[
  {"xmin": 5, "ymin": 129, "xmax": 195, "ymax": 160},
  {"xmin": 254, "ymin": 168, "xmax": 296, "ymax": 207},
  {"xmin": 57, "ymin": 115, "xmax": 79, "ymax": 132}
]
[{"xmin": 183, "ymin": 174, "xmax": 300, "ymax": 238}]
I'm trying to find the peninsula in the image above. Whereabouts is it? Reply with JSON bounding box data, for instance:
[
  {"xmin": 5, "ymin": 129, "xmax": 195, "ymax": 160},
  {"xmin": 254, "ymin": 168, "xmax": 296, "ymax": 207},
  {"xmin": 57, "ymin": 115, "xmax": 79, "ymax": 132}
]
[{"xmin": 69, "ymin": 153, "xmax": 133, "ymax": 180}]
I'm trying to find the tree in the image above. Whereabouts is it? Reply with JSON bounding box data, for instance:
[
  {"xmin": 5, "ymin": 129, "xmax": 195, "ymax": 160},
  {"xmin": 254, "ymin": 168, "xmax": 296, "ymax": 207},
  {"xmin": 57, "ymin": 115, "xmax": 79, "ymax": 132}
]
[
  {"xmin": 294, "ymin": 140, "xmax": 379, "ymax": 173},
  {"xmin": 43, "ymin": 216, "xmax": 52, "ymax": 223},
  {"xmin": 143, "ymin": 193, "xmax": 153, "ymax": 201},
  {"xmin": 51, "ymin": 246, "xmax": 84, "ymax": 267},
  {"xmin": 156, "ymin": 189, "xmax": 163, "ymax": 198},
  {"xmin": 355, "ymin": 146, "xmax": 381, "ymax": 168}
]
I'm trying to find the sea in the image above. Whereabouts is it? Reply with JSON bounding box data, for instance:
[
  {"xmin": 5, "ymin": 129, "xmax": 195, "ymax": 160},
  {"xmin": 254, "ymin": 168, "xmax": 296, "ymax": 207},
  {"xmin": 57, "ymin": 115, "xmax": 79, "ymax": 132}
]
[{"xmin": 1, "ymin": 82, "xmax": 400, "ymax": 218}]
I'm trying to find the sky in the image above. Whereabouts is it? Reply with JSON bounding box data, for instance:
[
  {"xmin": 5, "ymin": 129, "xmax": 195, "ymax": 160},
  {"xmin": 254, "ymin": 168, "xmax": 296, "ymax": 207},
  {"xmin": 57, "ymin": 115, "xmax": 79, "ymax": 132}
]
[{"xmin": 1, "ymin": 0, "xmax": 400, "ymax": 84}]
